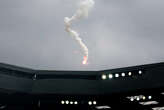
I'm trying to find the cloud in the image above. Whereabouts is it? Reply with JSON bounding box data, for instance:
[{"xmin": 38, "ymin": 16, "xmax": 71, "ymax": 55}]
[{"xmin": 0, "ymin": 0, "xmax": 164, "ymax": 70}]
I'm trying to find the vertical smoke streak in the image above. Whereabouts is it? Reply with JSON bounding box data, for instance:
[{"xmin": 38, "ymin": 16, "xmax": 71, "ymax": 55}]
[{"xmin": 64, "ymin": 0, "xmax": 95, "ymax": 64}]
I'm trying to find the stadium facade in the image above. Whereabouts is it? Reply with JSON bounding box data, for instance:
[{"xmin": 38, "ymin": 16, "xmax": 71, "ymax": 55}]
[{"xmin": 0, "ymin": 62, "xmax": 164, "ymax": 110}]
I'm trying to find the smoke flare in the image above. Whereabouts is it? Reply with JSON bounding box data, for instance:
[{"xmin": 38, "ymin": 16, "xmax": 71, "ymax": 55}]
[{"xmin": 64, "ymin": 0, "xmax": 95, "ymax": 64}]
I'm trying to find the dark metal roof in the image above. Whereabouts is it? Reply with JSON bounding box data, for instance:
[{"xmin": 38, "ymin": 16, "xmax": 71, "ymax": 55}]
[
  {"xmin": 0, "ymin": 62, "xmax": 34, "ymax": 73},
  {"xmin": 0, "ymin": 62, "xmax": 163, "ymax": 109}
]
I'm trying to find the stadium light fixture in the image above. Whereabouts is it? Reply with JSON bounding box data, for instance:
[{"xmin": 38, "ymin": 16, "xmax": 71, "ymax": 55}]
[
  {"xmin": 139, "ymin": 70, "xmax": 142, "ymax": 74},
  {"xmin": 88, "ymin": 101, "xmax": 92, "ymax": 105},
  {"xmin": 61, "ymin": 101, "xmax": 65, "ymax": 104},
  {"xmin": 66, "ymin": 100, "xmax": 69, "ymax": 104},
  {"xmin": 108, "ymin": 74, "xmax": 113, "ymax": 79},
  {"xmin": 70, "ymin": 101, "xmax": 73, "ymax": 104},
  {"xmin": 148, "ymin": 96, "xmax": 152, "ymax": 99},
  {"xmin": 93, "ymin": 101, "xmax": 97, "ymax": 105},
  {"xmin": 128, "ymin": 72, "xmax": 132, "ymax": 76},
  {"xmin": 130, "ymin": 98, "xmax": 134, "ymax": 101},
  {"xmin": 101, "ymin": 74, "xmax": 107, "ymax": 80},
  {"xmin": 142, "ymin": 96, "xmax": 146, "ymax": 100},
  {"xmin": 136, "ymin": 97, "xmax": 140, "ymax": 101},
  {"xmin": 121, "ymin": 73, "xmax": 125, "ymax": 77},
  {"xmin": 74, "ymin": 101, "xmax": 78, "ymax": 105},
  {"xmin": 115, "ymin": 74, "xmax": 119, "ymax": 78}
]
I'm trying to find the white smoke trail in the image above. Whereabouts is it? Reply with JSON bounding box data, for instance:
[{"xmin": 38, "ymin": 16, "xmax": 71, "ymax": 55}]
[{"xmin": 64, "ymin": 0, "xmax": 95, "ymax": 64}]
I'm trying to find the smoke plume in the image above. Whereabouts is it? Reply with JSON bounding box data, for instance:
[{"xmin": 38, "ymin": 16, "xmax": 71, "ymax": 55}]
[{"xmin": 64, "ymin": 0, "xmax": 95, "ymax": 64}]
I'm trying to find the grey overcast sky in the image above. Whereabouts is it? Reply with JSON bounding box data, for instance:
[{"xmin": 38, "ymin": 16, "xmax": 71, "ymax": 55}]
[{"xmin": 0, "ymin": 0, "xmax": 164, "ymax": 70}]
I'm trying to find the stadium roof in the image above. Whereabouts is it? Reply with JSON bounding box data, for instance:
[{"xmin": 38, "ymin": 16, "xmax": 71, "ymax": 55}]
[{"xmin": 0, "ymin": 62, "xmax": 164, "ymax": 110}]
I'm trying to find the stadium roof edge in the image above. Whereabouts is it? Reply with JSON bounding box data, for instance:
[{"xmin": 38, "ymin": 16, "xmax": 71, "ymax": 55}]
[
  {"xmin": 0, "ymin": 62, "xmax": 164, "ymax": 73},
  {"xmin": 0, "ymin": 62, "xmax": 35, "ymax": 73}
]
